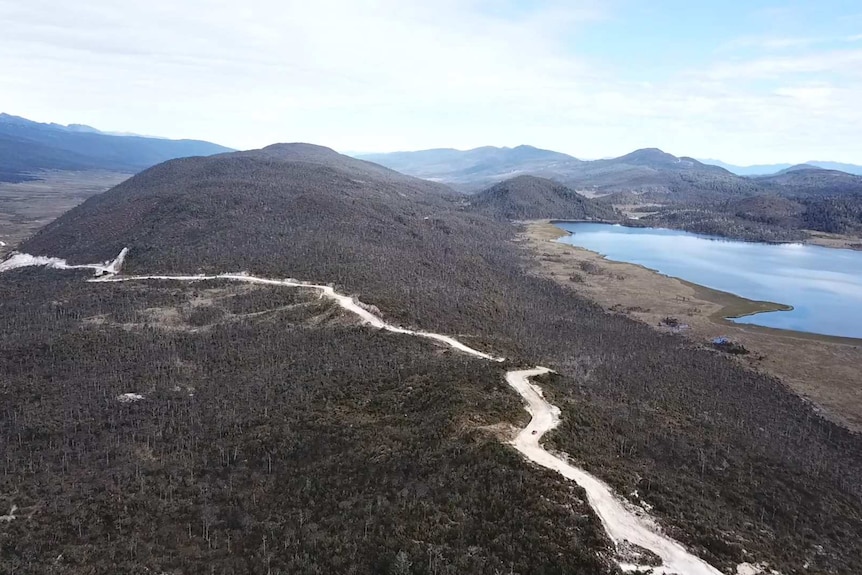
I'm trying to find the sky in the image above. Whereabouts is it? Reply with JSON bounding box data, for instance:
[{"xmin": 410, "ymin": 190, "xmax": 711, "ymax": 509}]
[{"xmin": 1, "ymin": 0, "xmax": 861, "ymax": 164}]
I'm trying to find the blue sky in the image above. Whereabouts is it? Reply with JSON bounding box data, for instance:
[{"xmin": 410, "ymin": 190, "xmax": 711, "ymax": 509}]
[{"xmin": 1, "ymin": 0, "xmax": 860, "ymax": 164}]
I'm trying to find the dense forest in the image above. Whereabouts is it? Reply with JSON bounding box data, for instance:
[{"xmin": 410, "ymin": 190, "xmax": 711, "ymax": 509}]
[
  {"xmin": 0, "ymin": 271, "xmax": 616, "ymax": 574},
  {"xmin": 4, "ymin": 145, "xmax": 862, "ymax": 573},
  {"xmin": 470, "ymin": 175, "xmax": 619, "ymax": 221},
  {"xmin": 638, "ymin": 194, "xmax": 862, "ymax": 243}
]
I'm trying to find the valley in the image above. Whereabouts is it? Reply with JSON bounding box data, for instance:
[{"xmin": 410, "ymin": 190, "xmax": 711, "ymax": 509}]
[
  {"xmin": 0, "ymin": 113, "xmax": 231, "ymax": 259},
  {"xmin": 0, "ymin": 171, "xmax": 130, "ymax": 256}
]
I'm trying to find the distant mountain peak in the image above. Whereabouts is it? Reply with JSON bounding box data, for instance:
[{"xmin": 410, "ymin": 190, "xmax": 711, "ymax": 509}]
[
  {"xmin": 618, "ymin": 148, "xmax": 680, "ymax": 164},
  {"xmin": 779, "ymin": 163, "xmax": 820, "ymax": 174},
  {"xmin": 1, "ymin": 113, "xmax": 141, "ymax": 137},
  {"xmin": 0, "ymin": 113, "xmax": 96, "ymax": 132},
  {"xmin": 0, "ymin": 113, "xmax": 35, "ymax": 125},
  {"xmin": 263, "ymin": 142, "xmax": 336, "ymax": 152},
  {"xmin": 242, "ymin": 143, "xmax": 369, "ymax": 166},
  {"xmin": 0, "ymin": 112, "xmax": 233, "ymax": 182},
  {"xmin": 65, "ymin": 123, "xmax": 101, "ymax": 134},
  {"xmin": 506, "ymin": 174, "xmax": 549, "ymax": 183},
  {"xmin": 606, "ymin": 148, "xmax": 731, "ymax": 174},
  {"xmin": 257, "ymin": 142, "xmax": 340, "ymax": 157},
  {"xmin": 354, "ymin": 145, "xmax": 583, "ymax": 191}
]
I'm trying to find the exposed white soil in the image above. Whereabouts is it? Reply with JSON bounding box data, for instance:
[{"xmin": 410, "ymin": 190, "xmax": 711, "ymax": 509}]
[
  {"xmin": 736, "ymin": 563, "xmax": 783, "ymax": 575},
  {"xmin": 0, "ymin": 506, "xmax": 17, "ymax": 523},
  {"xmin": 1, "ymin": 250, "xmax": 763, "ymax": 573},
  {"xmin": 508, "ymin": 368, "xmax": 721, "ymax": 574},
  {"xmin": 0, "ymin": 247, "xmax": 128, "ymax": 275}
]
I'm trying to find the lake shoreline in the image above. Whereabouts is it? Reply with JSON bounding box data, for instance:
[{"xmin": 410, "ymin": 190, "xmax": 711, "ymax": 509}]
[
  {"xmin": 552, "ymin": 220, "xmax": 862, "ymax": 340},
  {"xmin": 549, "ymin": 222, "xmax": 798, "ymax": 325},
  {"xmin": 548, "ymin": 219, "xmax": 862, "ymax": 252},
  {"xmin": 522, "ymin": 220, "xmax": 862, "ymax": 432}
]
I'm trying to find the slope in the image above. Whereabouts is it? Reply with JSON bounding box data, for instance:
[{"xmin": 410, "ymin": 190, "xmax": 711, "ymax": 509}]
[
  {"xmin": 754, "ymin": 165, "xmax": 862, "ymax": 196},
  {"xmin": 471, "ymin": 175, "xmax": 619, "ymax": 221},
  {"xmin": 643, "ymin": 193, "xmax": 862, "ymax": 241},
  {"xmin": 561, "ymin": 149, "xmax": 762, "ymax": 202},
  {"xmin": 9, "ymin": 145, "xmax": 862, "ymax": 573},
  {"xmin": 0, "ymin": 113, "xmax": 233, "ymax": 182},
  {"xmin": 20, "ymin": 143, "xmax": 482, "ymax": 319}
]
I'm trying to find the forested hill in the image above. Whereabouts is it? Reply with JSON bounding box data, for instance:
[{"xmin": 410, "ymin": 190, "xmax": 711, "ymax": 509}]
[
  {"xmin": 19, "ymin": 143, "xmax": 491, "ymax": 318},
  {"xmin": 641, "ymin": 193, "xmax": 862, "ymax": 242},
  {"xmin": 227, "ymin": 143, "xmax": 455, "ymax": 195},
  {"xmin": 0, "ymin": 113, "xmax": 232, "ymax": 182},
  {"xmin": 10, "ymin": 144, "xmax": 862, "ymax": 572},
  {"xmin": 471, "ymin": 175, "xmax": 620, "ymax": 221},
  {"xmin": 754, "ymin": 165, "xmax": 862, "ymax": 196}
]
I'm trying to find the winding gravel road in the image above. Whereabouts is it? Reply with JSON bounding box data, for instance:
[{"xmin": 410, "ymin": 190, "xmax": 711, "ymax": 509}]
[
  {"xmin": 1, "ymin": 249, "xmax": 742, "ymax": 574},
  {"xmin": 508, "ymin": 368, "xmax": 721, "ymax": 575}
]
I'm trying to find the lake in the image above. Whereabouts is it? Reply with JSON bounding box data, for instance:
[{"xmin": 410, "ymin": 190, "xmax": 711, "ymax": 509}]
[{"xmin": 556, "ymin": 223, "xmax": 862, "ymax": 339}]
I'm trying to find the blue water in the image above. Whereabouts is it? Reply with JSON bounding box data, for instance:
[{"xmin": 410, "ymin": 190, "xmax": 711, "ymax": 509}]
[{"xmin": 556, "ymin": 223, "xmax": 862, "ymax": 339}]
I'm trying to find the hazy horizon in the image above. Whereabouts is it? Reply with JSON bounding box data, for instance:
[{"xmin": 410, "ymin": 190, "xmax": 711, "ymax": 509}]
[
  {"xmin": 4, "ymin": 110, "xmax": 859, "ymax": 169},
  {"xmin": 2, "ymin": 0, "xmax": 860, "ymax": 164}
]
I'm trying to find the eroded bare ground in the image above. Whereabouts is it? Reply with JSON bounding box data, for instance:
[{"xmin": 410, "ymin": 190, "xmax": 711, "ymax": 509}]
[
  {"xmin": 0, "ymin": 170, "xmax": 130, "ymax": 255},
  {"xmin": 521, "ymin": 220, "xmax": 862, "ymax": 432},
  {"xmin": 81, "ymin": 282, "xmax": 355, "ymax": 333}
]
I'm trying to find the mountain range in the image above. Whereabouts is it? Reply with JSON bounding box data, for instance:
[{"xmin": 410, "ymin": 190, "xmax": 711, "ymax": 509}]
[
  {"xmin": 701, "ymin": 159, "xmax": 862, "ymax": 176},
  {"xmin": 358, "ymin": 146, "xmax": 862, "ymax": 199},
  {"xmin": 357, "ymin": 145, "xmax": 583, "ymax": 191},
  {"xmin": 0, "ymin": 113, "xmax": 232, "ymax": 182}
]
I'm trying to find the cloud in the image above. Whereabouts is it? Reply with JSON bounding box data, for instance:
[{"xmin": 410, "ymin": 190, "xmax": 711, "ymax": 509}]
[
  {"xmin": 720, "ymin": 33, "xmax": 862, "ymax": 53},
  {"xmin": 0, "ymin": 0, "xmax": 859, "ymax": 164},
  {"xmin": 0, "ymin": 0, "xmax": 608, "ymax": 147},
  {"xmin": 720, "ymin": 36, "xmax": 824, "ymax": 52},
  {"xmin": 705, "ymin": 50, "xmax": 862, "ymax": 80}
]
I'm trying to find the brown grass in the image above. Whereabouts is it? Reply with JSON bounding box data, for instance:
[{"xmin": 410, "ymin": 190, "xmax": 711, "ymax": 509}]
[
  {"xmin": 522, "ymin": 220, "xmax": 862, "ymax": 432},
  {"xmin": 0, "ymin": 171, "xmax": 130, "ymax": 256},
  {"xmin": 804, "ymin": 230, "xmax": 862, "ymax": 251}
]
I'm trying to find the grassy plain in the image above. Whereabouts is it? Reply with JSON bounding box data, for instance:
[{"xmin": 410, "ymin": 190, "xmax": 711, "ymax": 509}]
[{"xmin": 0, "ymin": 170, "xmax": 129, "ymax": 255}]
